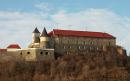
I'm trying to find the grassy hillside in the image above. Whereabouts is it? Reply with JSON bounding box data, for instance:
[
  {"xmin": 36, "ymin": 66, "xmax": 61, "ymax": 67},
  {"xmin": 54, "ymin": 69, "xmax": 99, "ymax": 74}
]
[{"xmin": 0, "ymin": 49, "xmax": 130, "ymax": 81}]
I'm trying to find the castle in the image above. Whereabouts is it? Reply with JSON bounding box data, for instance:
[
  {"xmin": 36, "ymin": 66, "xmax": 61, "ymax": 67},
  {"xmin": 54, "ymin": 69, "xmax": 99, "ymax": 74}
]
[{"xmin": 0, "ymin": 27, "xmax": 125, "ymax": 61}]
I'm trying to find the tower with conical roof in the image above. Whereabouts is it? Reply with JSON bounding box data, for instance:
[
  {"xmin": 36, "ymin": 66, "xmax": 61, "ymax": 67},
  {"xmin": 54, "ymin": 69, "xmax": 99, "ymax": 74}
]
[
  {"xmin": 32, "ymin": 27, "xmax": 40, "ymax": 43},
  {"xmin": 40, "ymin": 27, "xmax": 50, "ymax": 48}
]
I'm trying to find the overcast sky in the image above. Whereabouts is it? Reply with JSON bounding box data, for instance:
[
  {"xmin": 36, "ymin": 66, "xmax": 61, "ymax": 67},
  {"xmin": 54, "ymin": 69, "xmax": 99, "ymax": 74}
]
[{"xmin": 0, "ymin": 0, "xmax": 130, "ymax": 53}]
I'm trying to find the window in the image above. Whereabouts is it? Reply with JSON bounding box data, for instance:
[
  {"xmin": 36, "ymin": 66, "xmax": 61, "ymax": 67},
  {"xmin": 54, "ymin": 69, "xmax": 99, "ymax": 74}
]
[
  {"xmin": 40, "ymin": 52, "xmax": 43, "ymax": 55},
  {"xmin": 91, "ymin": 41, "xmax": 94, "ymax": 45},
  {"xmin": 27, "ymin": 52, "xmax": 30, "ymax": 54},
  {"xmin": 79, "ymin": 46, "xmax": 81, "ymax": 49},
  {"xmin": 78, "ymin": 41, "xmax": 84, "ymax": 45},
  {"xmin": 64, "ymin": 46, "xmax": 66, "ymax": 49},
  {"xmin": 84, "ymin": 46, "xmax": 86, "ymax": 49},
  {"xmin": 84, "ymin": 41, "xmax": 86, "ymax": 44},
  {"xmin": 90, "ymin": 47, "xmax": 92, "ymax": 50},
  {"xmin": 20, "ymin": 52, "xmax": 22, "ymax": 55},
  {"xmin": 109, "ymin": 42, "xmax": 111, "ymax": 46},
  {"xmin": 45, "ymin": 52, "xmax": 49, "ymax": 55},
  {"xmin": 97, "ymin": 47, "xmax": 99, "ymax": 50},
  {"xmin": 85, "ymin": 41, "xmax": 88, "ymax": 45}
]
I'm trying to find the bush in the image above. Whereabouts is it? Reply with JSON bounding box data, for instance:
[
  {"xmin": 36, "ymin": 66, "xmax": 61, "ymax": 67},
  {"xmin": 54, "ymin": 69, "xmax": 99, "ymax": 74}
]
[{"xmin": 0, "ymin": 52, "xmax": 129, "ymax": 81}]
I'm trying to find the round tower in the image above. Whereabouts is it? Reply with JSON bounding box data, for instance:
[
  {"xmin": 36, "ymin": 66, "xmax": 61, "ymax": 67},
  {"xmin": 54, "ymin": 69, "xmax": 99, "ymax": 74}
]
[
  {"xmin": 32, "ymin": 27, "xmax": 40, "ymax": 43},
  {"xmin": 40, "ymin": 27, "xmax": 50, "ymax": 48}
]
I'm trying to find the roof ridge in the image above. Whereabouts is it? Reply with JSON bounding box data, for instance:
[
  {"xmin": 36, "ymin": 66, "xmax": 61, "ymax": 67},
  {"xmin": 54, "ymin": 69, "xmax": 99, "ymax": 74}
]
[
  {"xmin": 49, "ymin": 29, "xmax": 115, "ymax": 38},
  {"xmin": 53, "ymin": 29, "xmax": 106, "ymax": 33}
]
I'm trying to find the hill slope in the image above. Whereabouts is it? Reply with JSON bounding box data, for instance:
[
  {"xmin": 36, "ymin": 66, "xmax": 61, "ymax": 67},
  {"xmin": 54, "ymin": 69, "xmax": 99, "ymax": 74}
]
[{"xmin": 0, "ymin": 48, "xmax": 130, "ymax": 81}]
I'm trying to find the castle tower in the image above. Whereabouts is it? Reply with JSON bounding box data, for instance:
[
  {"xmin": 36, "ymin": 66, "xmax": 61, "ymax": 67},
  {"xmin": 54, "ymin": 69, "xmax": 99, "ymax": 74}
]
[
  {"xmin": 32, "ymin": 27, "xmax": 40, "ymax": 43},
  {"xmin": 40, "ymin": 27, "xmax": 50, "ymax": 48}
]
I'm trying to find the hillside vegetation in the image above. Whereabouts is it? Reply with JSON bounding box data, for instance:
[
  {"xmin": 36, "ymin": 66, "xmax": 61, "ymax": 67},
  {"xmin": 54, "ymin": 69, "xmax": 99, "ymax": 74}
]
[{"xmin": 0, "ymin": 49, "xmax": 130, "ymax": 81}]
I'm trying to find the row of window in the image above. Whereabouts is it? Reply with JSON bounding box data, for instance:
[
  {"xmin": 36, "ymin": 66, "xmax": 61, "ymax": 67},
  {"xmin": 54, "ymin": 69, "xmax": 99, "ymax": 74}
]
[
  {"xmin": 63, "ymin": 46, "xmax": 102, "ymax": 50},
  {"xmin": 20, "ymin": 51, "xmax": 49, "ymax": 55},
  {"xmin": 66, "ymin": 52, "xmax": 105, "ymax": 57},
  {"xmin": 61, "ymin": 40, "xmax": 112, "ymax": 45}
]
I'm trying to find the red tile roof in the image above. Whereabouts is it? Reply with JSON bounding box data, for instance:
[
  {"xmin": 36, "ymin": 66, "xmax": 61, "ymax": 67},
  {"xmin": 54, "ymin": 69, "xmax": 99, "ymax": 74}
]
[
  {"xmin": 49, "ymin": 29, "xmax": 115, "ymax": 38},
  {"xmin": 7, "ymin": 44, "xmax": 21, "ymax": 49},
  {"xmin": 0, "ymin": 49, "xmax": 7, "ymax": 52}
]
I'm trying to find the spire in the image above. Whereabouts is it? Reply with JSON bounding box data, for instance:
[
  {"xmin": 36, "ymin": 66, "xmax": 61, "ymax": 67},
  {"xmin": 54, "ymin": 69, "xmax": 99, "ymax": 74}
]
[
  {"xmin": 32, "ymin": 27, "xmax": 40, "ymax": 33},
  {"xmin": 41, "ymin": 27, "xmax": 48, "ymax": 37}
]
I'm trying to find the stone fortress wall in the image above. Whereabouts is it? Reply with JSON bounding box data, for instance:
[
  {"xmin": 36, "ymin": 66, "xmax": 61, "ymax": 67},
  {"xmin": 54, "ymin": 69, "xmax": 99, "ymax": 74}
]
[
  {"xmin": 0, "ymin": 28, "xmax": 126, "ymax": 61},
  {"xmin": 7, "ymin": 48, "xmax": 54, "ymax": 61},
  {"xmin": 52, "ymin": 36, "xmax": 116, "ymax": 55},
  {"xmin": 0, "ymin": 28, "xmax": 55, "ymax": 61}
]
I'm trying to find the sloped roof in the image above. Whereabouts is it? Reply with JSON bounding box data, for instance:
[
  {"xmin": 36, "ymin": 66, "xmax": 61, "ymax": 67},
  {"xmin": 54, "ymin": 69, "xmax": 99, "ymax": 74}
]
[
  {"xmin": 32, "ymin": 27, "xmax": 40, "ymax": 33},
  {"xmin": 40, "ymin": 27, "xmax": 48, "ymax": 37},
  {"xmin": 49, "ymin": 29, "xmax": 116, "ymax": 39},
  {"xmin": 0, "ymin": 49, "xmax": 7, "ymax": 52},
  {"xmin": 7, "ymin": 44, "xmax": 21, "ymax": 49}
]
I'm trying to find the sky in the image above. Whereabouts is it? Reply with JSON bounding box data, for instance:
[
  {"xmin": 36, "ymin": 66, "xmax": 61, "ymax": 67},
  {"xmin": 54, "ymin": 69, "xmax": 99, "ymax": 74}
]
[{"xmin": 0, "ymin": 0, "xmax": 130, "ymax": 53}]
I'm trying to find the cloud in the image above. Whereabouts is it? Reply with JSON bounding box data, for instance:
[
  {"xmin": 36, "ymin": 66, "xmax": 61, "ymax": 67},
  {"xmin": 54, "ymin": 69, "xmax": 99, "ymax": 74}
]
[
  {"xmin": 0, "ymin": 8, "xmax": 130, "ymax": 53},
  {"xmin": 35, "ymin": 2, "xmax": 51, "ymax": 12},
  {"xmin": 51, "ymin": 9, "xmax": 130, "ymax": 52},
  {"xmin": 0, "ymin": 11, "xmax": 55, "ymax": 48}
]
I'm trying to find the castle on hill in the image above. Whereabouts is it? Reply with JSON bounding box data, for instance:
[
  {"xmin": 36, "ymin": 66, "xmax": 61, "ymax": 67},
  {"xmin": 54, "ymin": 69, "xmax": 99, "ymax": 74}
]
[{"xmin": 0, "ymin": 27, "xmax": 126, "ymax": 61}]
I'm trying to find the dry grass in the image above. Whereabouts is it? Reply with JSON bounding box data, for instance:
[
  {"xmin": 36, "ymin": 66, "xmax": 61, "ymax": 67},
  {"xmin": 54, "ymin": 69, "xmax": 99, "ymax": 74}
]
[{"xmin": 0, "ymin": 50, "xmax": 129, "ymax": 81}]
